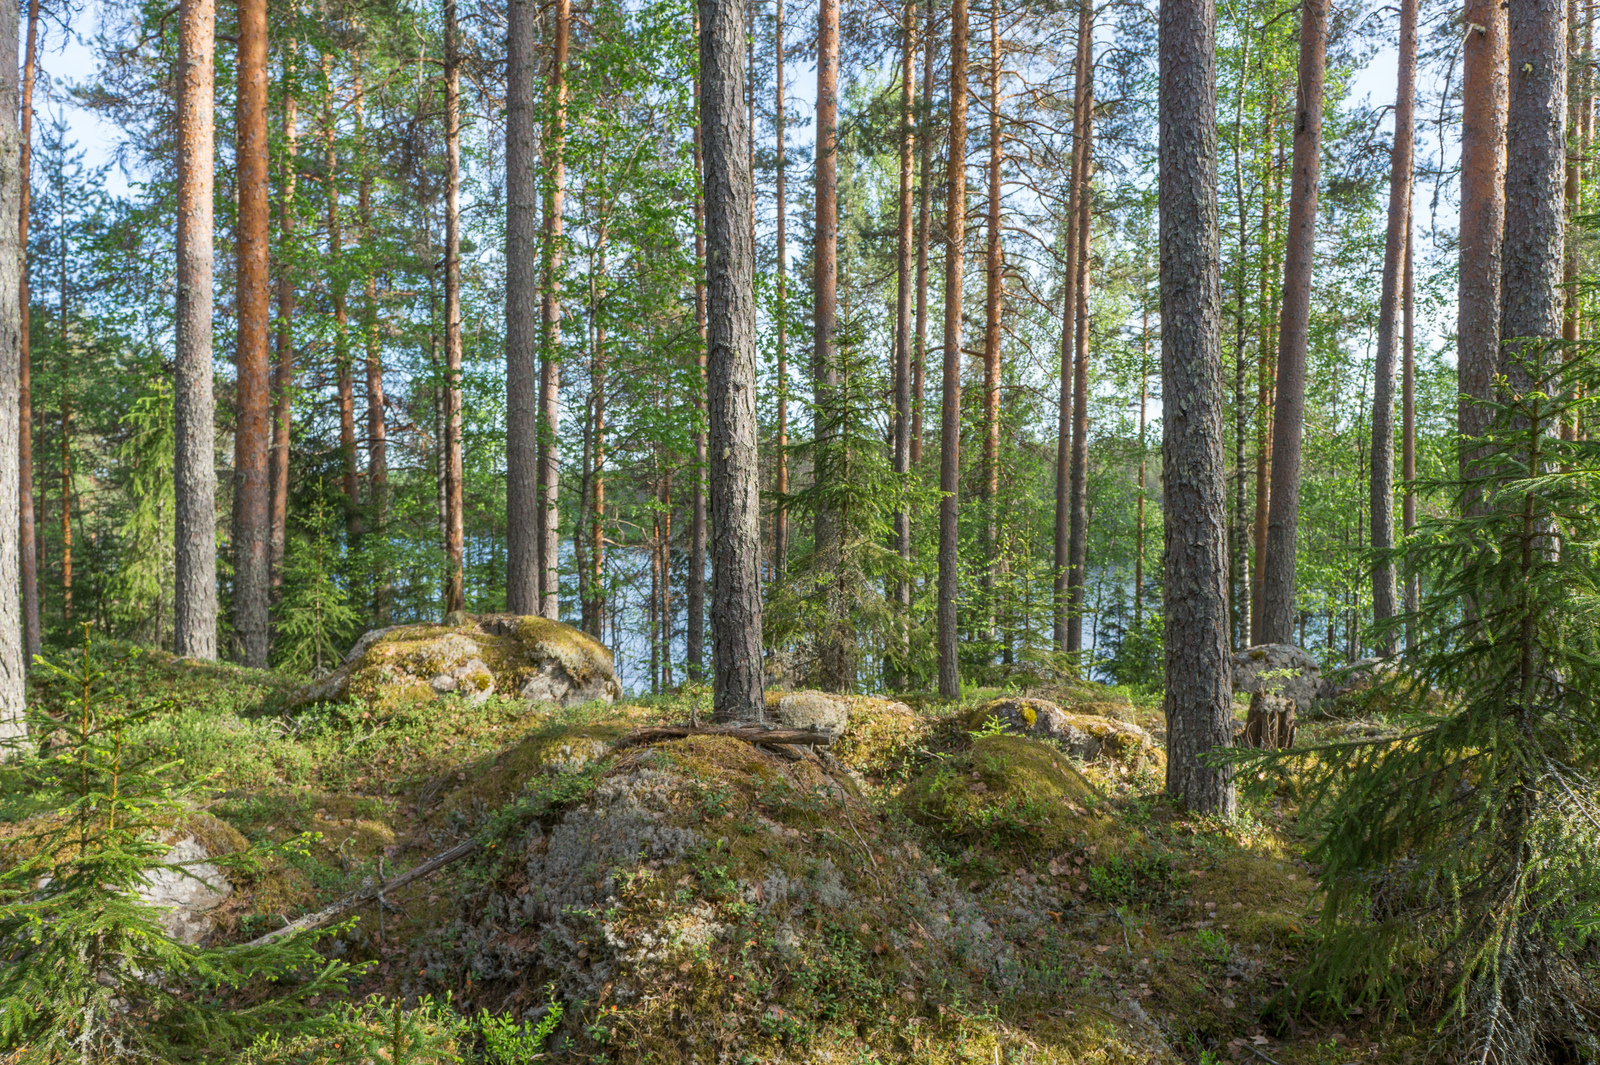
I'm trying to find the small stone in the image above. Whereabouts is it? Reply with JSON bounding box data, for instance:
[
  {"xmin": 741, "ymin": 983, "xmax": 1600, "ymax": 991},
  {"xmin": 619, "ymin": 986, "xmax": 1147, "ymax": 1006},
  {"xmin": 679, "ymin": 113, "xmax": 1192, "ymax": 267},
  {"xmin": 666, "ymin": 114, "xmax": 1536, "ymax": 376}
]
[{"xmin": 429, "ymin": 674, "xmax": 458, "ymax": 693}]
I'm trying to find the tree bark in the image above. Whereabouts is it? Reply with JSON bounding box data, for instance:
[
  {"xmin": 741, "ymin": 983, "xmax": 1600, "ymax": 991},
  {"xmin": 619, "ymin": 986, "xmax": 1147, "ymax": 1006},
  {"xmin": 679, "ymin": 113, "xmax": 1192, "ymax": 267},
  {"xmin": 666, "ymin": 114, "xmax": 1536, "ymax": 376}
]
[
  {"xmin": 815, "ymin": 0, "xmax": 852, "ymax": 691},
  {"xmin": 506, "ymin": 0, "xmax": 539, "ymax": 615},
  {"xmin": 1053, "ymin": 0, "xmax": 1089, "ymax": 655},
  {"xmin": 321, "ymin": 58, "xmax": 357, "ymax": 532},
  {"xmin": 1159, "ymin": 0, "xmax": 1234, "ymax": 816},
  {"xmin": 1500, "ymin": 0, "xmax": 1567, "ymax": 377},
  {"xmin": 1368, "ymin": 0, "xmax": 1416, "ymax": 652},
  {"xmin": 1134, "ymin": 295, "xmax": 1149, "ymax": 630},
  {"xmin": 443, "ymin": 0, "xmax": 466, "ymax": 614},
  {"xmin": 270, "ymin": 54, "xmax": 298, "ymax": 592},
  {"xmin": 174, "ymin": 0, "xmax": 218, "ymax": 660},
  {"xmin": 699, "ymin": 0, "xmax": 764, "ymax": 721},
  {"xmin": 689, "ymin": 13, "xmax": 707, "ymax": 682},
  {"xmin": 1260, "ymin": 0, "xmax": 1327, "ymax": 645},
  {"xmin": 356, "ymin": 69, "xmax": 387, "ymax": 622},
  {"xmin": 893, "ymin": 0, "xmax": 916, "ymax": 653},
  {"xmin": 232, "ymin": 0, "xmax": 271, "ymax": 668},
  {"xmin": 1249, "ymin": 102, "xmax": 1276, "ymax": 646},
  {"xmin": 937, "ymin": 0, "xmax": 968, "ymax": 700},
  {"xmin": 913, "ymin": 0, "xmax": 936, "ymax": 466},
  {"xmin": 1402, "ymin": 228, "xmax": 1417, "ymax": 646},
  {"xmin": 587, "ymin": 209, "xmax": 607, "ymax": 638},
  {"xmin": 1458, "ymin": 0, "xmax": 1508, "ymax": 464},
  {"xmin": 538, "ymin": 0, "xmax": 570, "ymax": 620},
  {"xmin": 17, "ymin": 0, "xmax": 38, "ymax": 665},
  {"xmin": 772, "ymin": 0, "xmax": 789, "ymax": 575},
  {"xmin": 1066, "ymin": 61, "xmax": 1094, "ymax": 658},
  {"xmin": 0, "ymin": 0, "xmax": 23, "ymax": 752},
  {"xmin": 979, "ymin": 0, "xmax": 1002, "ymax": 637}
]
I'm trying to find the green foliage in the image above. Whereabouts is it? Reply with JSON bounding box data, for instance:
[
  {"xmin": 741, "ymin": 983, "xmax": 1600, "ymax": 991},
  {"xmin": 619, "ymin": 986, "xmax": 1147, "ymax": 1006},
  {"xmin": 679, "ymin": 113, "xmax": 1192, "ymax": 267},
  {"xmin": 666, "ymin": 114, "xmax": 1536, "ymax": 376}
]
[
  {"xmin": 0, "ymin": 640, "xmax": 360, "ymax": 1062},
  {"xmin": 479, "ymin": 990, "xmax": 563, "ymax": 1063},
  {"xmin": 1251, "ymin": 349, "xmax": 1600, "ymax": 1061},
  {"xmin": 275, "ymin": 495, "xmax": 362, "ymax": 675}
]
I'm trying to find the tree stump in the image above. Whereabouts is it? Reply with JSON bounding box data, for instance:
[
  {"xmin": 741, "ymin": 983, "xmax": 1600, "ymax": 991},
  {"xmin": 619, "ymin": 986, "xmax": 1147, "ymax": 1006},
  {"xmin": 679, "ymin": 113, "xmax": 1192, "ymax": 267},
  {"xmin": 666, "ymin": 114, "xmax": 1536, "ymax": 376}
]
[{"xmin": 1243, "ymin": 692, "xmax": 1296, "ymax": 750}]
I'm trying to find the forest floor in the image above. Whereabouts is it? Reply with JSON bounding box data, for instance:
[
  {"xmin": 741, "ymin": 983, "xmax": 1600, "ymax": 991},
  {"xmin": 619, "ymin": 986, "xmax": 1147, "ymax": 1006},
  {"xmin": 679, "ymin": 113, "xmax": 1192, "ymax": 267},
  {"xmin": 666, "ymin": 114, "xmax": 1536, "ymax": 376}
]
[{"xmin": 10, "ymin": 642, "xmax": 1432, "ymax": 1065}]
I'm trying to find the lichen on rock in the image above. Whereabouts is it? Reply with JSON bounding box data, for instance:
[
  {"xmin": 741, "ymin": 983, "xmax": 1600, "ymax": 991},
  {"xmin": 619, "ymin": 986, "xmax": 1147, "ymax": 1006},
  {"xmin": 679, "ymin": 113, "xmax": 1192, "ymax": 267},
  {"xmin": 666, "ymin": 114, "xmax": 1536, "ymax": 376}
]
[
  {"xmin": 966, "ymin": 697, "xmax": 1161, "ymax": 768},
  {"xmin": 288, "ymin": 613, "xmax": 621, "ymax": 714}
]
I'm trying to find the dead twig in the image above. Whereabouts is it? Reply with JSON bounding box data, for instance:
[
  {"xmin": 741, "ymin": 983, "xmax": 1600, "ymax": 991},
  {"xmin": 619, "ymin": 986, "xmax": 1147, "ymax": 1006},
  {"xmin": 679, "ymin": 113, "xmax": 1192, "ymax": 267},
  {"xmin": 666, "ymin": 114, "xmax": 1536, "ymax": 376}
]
[
  {"xmin": 243, "ymin": 838, "xmax": 480, "ymax": 947},
  {"xmin": 614, "ymin": 724, "xmax": 834, "ymax": 751}
]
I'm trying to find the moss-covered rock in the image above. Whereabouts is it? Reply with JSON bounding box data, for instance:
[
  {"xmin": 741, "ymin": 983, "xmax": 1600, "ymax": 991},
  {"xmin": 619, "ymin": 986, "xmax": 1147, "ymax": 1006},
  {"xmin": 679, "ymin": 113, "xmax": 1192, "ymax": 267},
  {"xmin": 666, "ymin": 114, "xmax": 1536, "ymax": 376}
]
[
  {"xmin": 966, "ymin": 697, "xmax": 1162, "ymax": 768},
  {"xmin": 899, "ymin": 734, "xmax": 1103, "ymax": 855},
  {"xmin": 289, "ymin": 613, "xmax": 621, "ymax": 714}
]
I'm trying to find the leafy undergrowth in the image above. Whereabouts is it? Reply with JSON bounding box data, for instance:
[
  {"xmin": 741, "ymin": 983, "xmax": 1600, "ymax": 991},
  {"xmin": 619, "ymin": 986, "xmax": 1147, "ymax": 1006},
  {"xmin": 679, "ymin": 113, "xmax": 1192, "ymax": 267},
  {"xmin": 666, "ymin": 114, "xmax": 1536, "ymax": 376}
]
[{"xmin": 8, "ymin": 649, "xmax": 1436, "ymax": 1063}]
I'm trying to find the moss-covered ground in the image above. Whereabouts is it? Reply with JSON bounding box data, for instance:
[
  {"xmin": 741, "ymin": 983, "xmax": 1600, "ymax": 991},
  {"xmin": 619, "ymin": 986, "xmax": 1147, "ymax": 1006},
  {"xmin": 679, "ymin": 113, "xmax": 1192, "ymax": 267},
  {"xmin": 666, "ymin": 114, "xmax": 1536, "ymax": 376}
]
[{"xmin": 4, "ymin": 641, "xmax": 1438, "ymax": 1064}]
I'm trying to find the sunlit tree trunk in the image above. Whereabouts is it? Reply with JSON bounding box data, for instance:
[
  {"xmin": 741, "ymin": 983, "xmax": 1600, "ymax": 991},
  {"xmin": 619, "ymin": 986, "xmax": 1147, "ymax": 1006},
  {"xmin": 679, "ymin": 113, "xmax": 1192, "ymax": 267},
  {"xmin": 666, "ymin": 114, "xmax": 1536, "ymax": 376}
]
[
  {"xmin": 689, "ymin": 11, "xmax": 707, "ymax": 680},
  {"xmin": 270, "ymin": 45, "xmax": 298, "ymax": 592},
  {"xmin": 17, "ymin": 0, "xmax": 38, "ymax": 664},
  {"xmin": 1368, "ymin": 0, "xmax": 1416, "ymax": 652},
  {"xmin": 893, "ymin": 0, "xmax": 916, "ymax": 664},
  {"xmin": 506, "ymin": 0, "xmax": 540, "ymax": 614},
  {"xmin": 1458, "ymin": 0, "xmax": 1507, "ymax": 469},
  {"xmin": 587, "ymin": 208, "xmax": 608, "ymax": 638},
  {"xmin": 539, "ymin": 0, "xmax": 570, "ymax": 620},
  {"xmin": 773, "ymin": 0, "xmax": 789, "ymax": 574},
  {"xmin": 174, "ymin": 0, "xmax": 218, "ymax": 660},
  {"xmin": 1402, "ymin": 229, "xmax": 1417, "ymax": 647},
  {"xmin": 913, "ymin": 0, "xmax": 936, "ymax": 466},
  {"xmin": 1053, "ymin": 1, "xmax": 1088, "ymax": 655},
  {"xmin": 232, "ymin": 0, "xmax": 271, "ymax": 667},
  {"xmin": 1160, "ymin": 0, "xmax": 1234, "ymax": 815},
  {"xmin": 1066, "ymin": 64, "xmax": 1094, "ymax": 658},
  {"xmin": 1261, "ymin": 0, "xmax": 1327, "ymax": 644},
  {"xmin": 443, "ymin": 0, "xmax": 465, "ymax": 613},
  {"xmin": 1500, "ymin": 0, "xmax": 1566, "ymax": 378},
  {"xmin": 979, "ymin": 0, "xmax": 1002, "ymax": 637},
  {"xmin": 700, "ymin": 0, "xmax": 764, "ymax": 719},
  {"xmin": 1249, "ymin": 109, "xmax": 1275, "ymax": 646},
  {"xmin": 321, "ymin": 57, "xmax": 357, "ymax": 533},
  {"xmin": 0, "ymin": 0, "xmax": 22, "ymax": 749},
  {"xmin": 937, "ymin": 0, "xmax": 968, "ymax": 699},
  {"xmin": 356, "ymin": 68, "xmax": 387, "ymax": 623}
]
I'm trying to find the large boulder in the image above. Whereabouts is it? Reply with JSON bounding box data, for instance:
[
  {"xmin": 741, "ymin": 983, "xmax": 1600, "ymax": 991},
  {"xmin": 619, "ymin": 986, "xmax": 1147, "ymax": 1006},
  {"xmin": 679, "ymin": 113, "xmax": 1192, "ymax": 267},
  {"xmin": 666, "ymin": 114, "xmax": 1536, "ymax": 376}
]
[
  {"xmin": 291, "ymin": 614, "xmax": 621, "ymax": 712},
  {"xmin": 768, "ymin": 690, "xmax": 851, "ymax": 740},
  {"xmin": 966, "ymin": 697, "xmax": 1160, "ymax": 767},
  {"xmin": 1230, "ymin": 644, "xmax": 1321, "ymax": 708},
  {"xmin": 142, "ymin": 836, "xmax": 235, "ymax": 945}
]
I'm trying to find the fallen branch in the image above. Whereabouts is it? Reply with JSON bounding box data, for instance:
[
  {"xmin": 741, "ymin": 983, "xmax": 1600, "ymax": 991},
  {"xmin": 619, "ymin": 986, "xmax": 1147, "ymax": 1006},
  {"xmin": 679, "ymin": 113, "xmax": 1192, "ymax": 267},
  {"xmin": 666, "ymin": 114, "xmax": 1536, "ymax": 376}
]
[
  {"xmin": 243, "ymin": 838, "xmax": 480, "ymax": 947},
  {"xmin": 614, "ymin": 724, "xmax": 834, "ymax": 750}
]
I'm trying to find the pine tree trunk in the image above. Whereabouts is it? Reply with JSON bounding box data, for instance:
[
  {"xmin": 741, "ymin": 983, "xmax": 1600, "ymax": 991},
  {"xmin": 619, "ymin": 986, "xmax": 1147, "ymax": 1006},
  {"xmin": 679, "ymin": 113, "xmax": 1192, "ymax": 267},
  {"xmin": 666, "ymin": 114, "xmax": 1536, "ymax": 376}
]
[
  {"xmin": 17, "ymin": 0, "xmax": 38, "ymax": 664},
  {"xmin": 1249, "ymin": 108, "xmax": 1275, "ymax": 646},
  {"xmin": 1458, "ymin": 0, "xmax": 1507, "ymax": 466},
  {"xmin": 506, "ymin": 0, "xmax": 540, "ymax": 615},
  {"xmin": 0, "ymin": 0, "xmax": 23, "ymax": 750},
  {"xmin": 59, "ymin": 404, "xmax": 69, "ymax": 623},
  {"xmin": 1135, "ymin": 297, "xmax": 1149, "ymax": 630},
  {"xmin": 1066, "ymin": 64, "xmax": 1094, "ymax": 658},
  {"xmin": 937, "ymin": 0, "xmax": 968, "ymax": 699},
  {"xmin": 270, "ymin": 61, "xmax": 297, "ymax": 592},
  {"xmin": 357, "ymin": 70, "xmax": 387, "ymax": 622},
  {"xmin": 232, "ymin": 0, "xmax": 271, "ymax": 667},
  {"xmin": 1159, "ymin": 0, "xmax": 1234, "ymax": 815},
  {"xmin": 443, "ymin": 0, "xmax": 466, "ymax": 614},
  {"xmin": 815, "ymin": 0, "xmax": 852, "ymax": 691},
  {"xmin": 913, "ymin": 0, "xmax": 936, "ymax": 466},
  {"xmin": 772, "ymin": 0, "xmax": 789, "ymax": 576},
  {"xmin": 1228, "ymin": 35, "xmax": 1250, "ymax": 649},
  {"xmin": 1261, "ymin": 0, "xmax": 1327, "ymax": 645},
  {"xmin": 700, "ymin": 0, "xmax": 764, "ymax": 720},
  {"xmin": 174, "ymin": 0, "xmax": 218, "ymax": 660},
  {"xmin": 322, "ymin": 59, "xmax": 358, "ymax": 532},
  {"xmin": 1402, "ymin": 229, "xmax": 1417, "ymax": 646},
  {"xmin": 539, "ymin": 0, "xmax": 570, "ymax": 620},
  {"xmin": 588, "ymin": 212, "xmax": 607, "ymax": 638},
  {"xmin": 1368, "ymin": 0, "xmax": 1416, "ymax": 652},
  {"xmin": 1500, "ymin": 0, "xmax": 1567, "ymax": 375},
  {"xmin": 688, "ymin": 15, "xmax": 707, "ymax": 682},
  {"xmin": 893, "ymin": 0, "xmax": 916, "ymax": 653},
  {"xmin": 1053, "ymin": 4, "xmax": 1088, "ymax": 655},
  {"xmin": 979, "ymin": 0, "xmax": 1002, "ymax": 637},
  {"xmin": 1563, "ymin": 0, "xmax": 1582, "ymax": 428}
]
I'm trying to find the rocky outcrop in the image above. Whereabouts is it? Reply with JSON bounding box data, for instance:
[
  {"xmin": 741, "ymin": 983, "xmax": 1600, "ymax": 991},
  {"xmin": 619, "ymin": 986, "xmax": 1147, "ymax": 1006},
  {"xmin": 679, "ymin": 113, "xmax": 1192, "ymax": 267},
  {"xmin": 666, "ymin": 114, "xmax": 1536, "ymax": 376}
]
[
  {"xmin": 1230, "ymin": 644, "xmax": 1322, "ymax": 708},
  {"xmin": 290, "ymin": 613, "xmax": 622, "ymax": 713},
  {"xmin": 141, "ymin": 836, "xmax": 235, "ymax": 945},
  {"xmin": 967, "ymin": 697, "xmax": 1160, "ymax": 767},
  {"xmin": 770, "ymin": 690, "xmax": 851, "ymax": 741}
]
